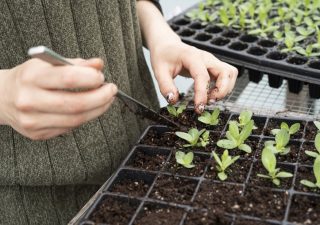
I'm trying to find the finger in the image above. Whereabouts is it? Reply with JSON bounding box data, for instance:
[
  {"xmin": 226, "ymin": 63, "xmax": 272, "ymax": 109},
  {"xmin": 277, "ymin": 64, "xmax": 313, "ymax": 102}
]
[
  {"xmin": 16, "ymin": 83, "xmax": 117, "ymax": 114},
  {"xmin": 154, "ymin": 65, "xmax": 179, "ymax": 104},
  {"xmin": 27, "ymin": 128, "xmax": 72, "ymax": 140},
  {"xmin": 75, "ymin": 58, "xmax": 104, "ymax": 71}
]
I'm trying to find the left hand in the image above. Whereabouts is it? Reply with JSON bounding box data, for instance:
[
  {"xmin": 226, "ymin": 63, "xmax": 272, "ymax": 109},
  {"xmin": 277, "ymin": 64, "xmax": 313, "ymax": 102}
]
[{"xmin": 150, "ymin": 41, "xmax": 238, "ymax": 114}]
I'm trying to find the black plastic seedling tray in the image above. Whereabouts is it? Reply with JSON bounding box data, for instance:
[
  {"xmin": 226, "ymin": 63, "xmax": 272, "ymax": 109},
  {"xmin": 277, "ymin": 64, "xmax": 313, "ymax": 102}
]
[
  {"xmin": 168, "ymin": 5, "xmax": 320, "ymax": 98},
  {"xmin": 73, "ymin": 109, "xmax": 320, "ymax": 225}
]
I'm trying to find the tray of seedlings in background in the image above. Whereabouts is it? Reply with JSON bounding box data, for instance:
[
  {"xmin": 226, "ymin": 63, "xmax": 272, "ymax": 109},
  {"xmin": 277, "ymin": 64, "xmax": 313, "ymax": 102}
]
[
  {"xmin": 168, "ymin": 0, "xmax": 320, "ymax": 98},
  {"xmin": 74, "ymin": 106, "xmax": 320, "ymax": 225}
]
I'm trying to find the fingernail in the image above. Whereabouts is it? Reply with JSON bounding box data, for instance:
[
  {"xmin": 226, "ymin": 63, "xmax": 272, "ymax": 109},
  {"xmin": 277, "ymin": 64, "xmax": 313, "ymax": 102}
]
[
  {"xmin": 209, "ymin": 99, "xmax": 216, "ymax": 105},
  {"xmin": 213, "ymin": 87, "xmax": 219, "ymax": 93},
  {"xmin": 197, "ymin": 103, "xmax": 205, "ymax": 113},
  {"xmin": 166, "ymin": 92, "xmax": 175, "ymax": 103}
]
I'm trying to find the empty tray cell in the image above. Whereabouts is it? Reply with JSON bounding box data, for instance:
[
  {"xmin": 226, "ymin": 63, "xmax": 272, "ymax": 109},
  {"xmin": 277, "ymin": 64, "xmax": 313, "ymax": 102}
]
[
  {"xmin": 304, "ymin": 121, "xmax": 318, "ymax": 141},
  {"xmin": 107, "ymin": 169, "xmax": 156, "ymax": 197},
  {"xmin": 88, "ymin": 195, "xmax": 140, "ymax": 224},
  {"xmin": 239, "ymin": 34, "xmax": 258, "ymax": 43},
  {"xmin": 288, "ymin": 194, "xmax": 320, "ymax": 224},
  {"xmin": 205, "ymin": 25, "xmax": 223, "ymax": 34},
  {"xmin": 258, "ymin": 39, "xmax": 277, "ymax": 48},
  {"xmin": 248, "ymin": 161, "xmax": 294, "ymax": 190},
  {"xmin": 178, "ymin": 29, "xmax": 195, "ymax": 37},
  {"xmin": 205, "ymin": 158, "xmax": 252, "ymax": 184},
  {"xmin": 222, "ymin": 29, "xmax": 240, "ymax": 38},
  {"xmin": 228, "ymin": 42, "xmax": 248, "ymax": 51},
  {"xmin": 298, "ymin": 141, "xmax": 316, "ymax": 166},
  {"xmin": 139, "ymin": 126, "xmax": 176, "ymax": 147},
  {"xmin": 189, "ymin": 22, "xmax": 205, "ymax": 30},
  {"xmin": 239, "ymin": 187, "xmax": 288, "ymax": 220},
  {"xmin": 295, "ymin": 165, "xmax": 320, "ymax": 194},
  {"xmin": 309, "ymin": 60, "xmax": 320, "ymax": 70},
  {"xmin": 229, "ymin": 114, "xmax": 266, "ymax": 136},
  {"xmin": 264, "ymin": 118, "xmax": 305, "ymax": 139},
  {"xmin": 309, "ymin": 83, "xmax": 320, "ymax": 99},
  {"xmin": 211, "ymin": 37, "xmax": 230, "ymax": 46},
  {"xmin": 193, "ymin": 181, "xmax": 243, "ymax": 211},
  {"xmin": 286, "ymin": 56, "xmax": 308, "ymax": 65},
  {"xmin": 184, "ymin": 209, "xmax": 232, "ymax": 225},
  {"xmin": 248, "ymin": 69, "xmax": 263, "ymax": 83},
  {"xmin": 287, "ymin": 78, "xmax": 303, "ymax": 94},
  {"xmin": 150, "ymin": 175, "xmax": 198, "ymax": 204},
  {"xmin": 247, "ymin": 46, "xmax": 267, "ymax": 56},
  {"xmin": 173, "ymin": 18, "xmax": 190, "ymax": 26},
  {"xmin": 267, "ymin": 74, "xmax": 283, "ymax": 88},
  {"xmin": 133, "ymin": 202, "xmax": 184, "ymax": 225},
  {"xmin": 266, "ymin": 51, "xmax": 287, "ymax": 60},
  {"xmin": 164, "ymin": 151, "xmax": 210, "ymax": 177},
  {"xmin": 194, "ymin": 33, "xmax": 212, "ymax": 42},
  {"xmin": 125, "ymin": 146, "xmax": 170, "ymax": 171}
]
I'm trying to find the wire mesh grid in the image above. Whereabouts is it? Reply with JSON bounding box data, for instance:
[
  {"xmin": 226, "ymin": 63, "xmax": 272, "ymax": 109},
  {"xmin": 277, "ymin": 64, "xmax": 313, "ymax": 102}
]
[{"xmin": 180, "ymin": 72, "xmax": 320, "ymax": 120}]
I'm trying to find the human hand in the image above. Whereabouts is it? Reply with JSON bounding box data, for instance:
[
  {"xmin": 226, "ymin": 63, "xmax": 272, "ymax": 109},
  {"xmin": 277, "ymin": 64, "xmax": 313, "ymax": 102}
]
[
  {"xmin": 0, "ymin": 58, "xmax": 117, "ymax": 140},
  {"xmin": 150, "ymin": 41, "xmax": 238, "ymax": 114}
]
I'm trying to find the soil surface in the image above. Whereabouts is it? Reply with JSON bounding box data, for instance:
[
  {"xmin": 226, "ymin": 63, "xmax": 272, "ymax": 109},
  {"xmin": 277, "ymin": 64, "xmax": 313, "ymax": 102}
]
[
  {"xmin": 295, "ymin": 166, "xmax": 320, "ymax": 194},
  {"xmin": 127, "ymin": 149, "xmax": 168, "ymax": 171},
  {"xmin": 229, "ymin": 115, "xmax": 266, "ymax": 136},
  {"xmin": 288, "ymin": 194, "xmax": 320, "ymax": 224},
  {"xmin": 150, "ymin": 175, "xmax": 197, "ymax": 204},
  {"xmin": 248, "ymin": 162, "xmax": 294, "ymax": 189},
  {"xmin": 133, "ymin": 203, "xmax": 184, "ymax": 225},
  {"xmin": 234, "ymin": 219, "xmax": 274, "ymax": 225},
  {"xmin": 205, "ymin": 158, "xmax": 251, "ymax": 183},
  {"xmin": 298, "ymin": 142, "xmax": 316, "ymax": 165},
  {"xmin": 264, "ymin": 118, "xmax": 305, "ymax": 139},
  {"xmin": 109, "ymin": 178, "xmax": 151, "ymax": 197},
  {"xmin": 184, "ymin": 209, "xmax": 232, "ymax": 225},
  {"xmin": 89, "ymin": 196, "xmax": 138, "ymax": 224},
  {"xmin": 165, "ymin": 152, "xmax": 209, "ymax": 177},
  {"xmin": 304, "ymin": 121, "xmax": 318, "ymax": 141},
  {"xmin": 140, "ymin": 128, "xmax": 177, "ymax": 147}
]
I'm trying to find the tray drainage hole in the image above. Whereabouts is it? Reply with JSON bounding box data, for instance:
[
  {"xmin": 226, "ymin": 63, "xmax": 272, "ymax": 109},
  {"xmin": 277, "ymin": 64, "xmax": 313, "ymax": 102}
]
[
  {"xmin": 247, "ymin": 46, "xmax": 268, "ymax": 56},
  {"xmin": 211, "ymin": 37, "xmax": 230, "ymax": 46},
  {"xmin": 287, "ymin": 56, "xmax": 308, "ymax": 65},
  {"xmin": 195, "ymin": 33, "xmax": 212, "ymax": 41},
  {"xmin": 309, "ymin": 60, "xmax": 320, "ymax": 70},
  {"xmin": 170, "ymin": 24, "xmax": 179, "ymax": 32},
  {"xmin": 173, "ymin": 18, "xmax": 190, "ymax": 26},
  {"xmin": 178, "ymin": 29, "xmax": 195, "ymax": 37},
  {"xmin": 267, "ymin": 51, "xmax": 287, "ymax": 60},
  {"xmin": 205, "ymin": 25, "xmax": 223, "ymax": 34},
  {"xmin": 228, "ymin": 42, "xmax": 248, "ymax": 51},
  {"xmin": 258, "ymin": 39, "xmax": 277, "ymax": 48},
  {"xmin": 189, "ymin": 22, "xmax": 205, "ymax": 30},
  {"xmin": 239, "ymin": 34, "xmax": 258, "ymax": 43},
  {"xmin": 222, "ymin": 30, "xmax": 240, "ymax": 38}
]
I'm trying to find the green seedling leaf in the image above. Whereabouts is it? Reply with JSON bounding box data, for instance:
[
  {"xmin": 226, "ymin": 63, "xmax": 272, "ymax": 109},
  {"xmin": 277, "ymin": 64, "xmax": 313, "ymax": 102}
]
[
  {"xmin": 176, "ymin": 132, "xmax": 193, "ymax": 144},
  {"xmin": 275, "ymin": 129, "xmax": 290, "ymax": 152},
  {"xmin": 314, "ymin": 121, "xmax": 320, "ymax": 131},
  {"xmin": 217, "ymin": 139, "xmax": 237, "ymax": 149},
  {"xmin": 198, "ymin": 108, "xmax": 220, "ymax": 126},
  {"xmin": 276, "ymin": 172, "xmax": 293, "ymax": 178},
  {"xmin": 300, "ymin": 156, "xmax": 320, "ymax": 188},
  {"xmin": 176, "ymin": 128, "xmax": 209, "ymax": 147},
  {"xmin": 289, "ymin": 123, "xmax": 300, "ymax": 135},
  {"xmin": 271, "ymin": 129, "xmax": 281, "ymax": 136},
  {"xmin": 305, "ymin": 150, "xmax": 320, "ymax": 158},
  {"xmin": 167, "ymin": 105, "xmax": 186, "ymax": 117},
  {"xmin": 212, "ymin": 150, "xmax": 239, "ymax": 181},
  {"xmin": 175, "ymin": 151, "xmax": 195, "ymax": 168},
  {"xmin": 239, "ymin": 144, "xmax": 252, "ymax": 153},
  {"xmin": 300, "ymin": 179, "xmax": 318, "ymax": 188},
  {"xmin": 239, "ymin": 120, "xmax": 254, "ymax": 142},
  {"xmin": 229, "ymin": 121, "xmax": 240, "ymax": 138}
]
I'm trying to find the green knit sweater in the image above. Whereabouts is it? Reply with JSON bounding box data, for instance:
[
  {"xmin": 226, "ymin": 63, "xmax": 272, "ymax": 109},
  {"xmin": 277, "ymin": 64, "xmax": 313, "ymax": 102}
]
[{"xmin": 0, "ymin": 0, "xmax": 158, "ymax": 224}]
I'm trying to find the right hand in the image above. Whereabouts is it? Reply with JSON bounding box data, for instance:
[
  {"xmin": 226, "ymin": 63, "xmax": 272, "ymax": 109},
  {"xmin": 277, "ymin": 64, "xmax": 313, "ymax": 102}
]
[{"xmin": 0, "ymin": 58, "xmax": 117, "ymax": 140}]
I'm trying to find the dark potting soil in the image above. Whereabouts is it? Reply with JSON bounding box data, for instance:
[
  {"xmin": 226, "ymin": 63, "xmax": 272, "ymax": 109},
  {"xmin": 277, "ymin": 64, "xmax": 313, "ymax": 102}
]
[
  {"xmin": 298, "ymin": 142, "xmax": 316, "ymax": 166},
  {"xmin": 150, "ymin": 175, "xmax": 197, "ymax": 204},
  {"xmin": 184, "ymin": 209, "xmax": 232, "ymax": 225},
  {"xmin": 205, "ymin": 158, "xmax": 251, "ymax": 183},
  {"xmin": 164, "ymin": 152, "xmax": 209, "ymax": 177},
  {"xmin": 288, "ymin": 194, "xmax": 320, "ymax": 224},
  {"xmin": 89, "ymin": 196, "xmax": 138, "ymax": 224},
  {"xmin": 229, "ymin": 115, "xmax": 266, "ymax": 136},
  {"xmin": 127, "ymin": 149, "xmax": 168, "ymax": 171},
  {"xmin": 304, "ymin": 121, "xmax": 318, "ymax": 141},
  {"xmin": 256, "ymin": 140, "xmax": 301, "ymax": 163},
  {"xmin": 133, "ymin": 203, "xmax": 184, "ymax": 225},
  {"xmin": 248, "ymin": 162, "xmax": 294, "ymax": 190},
  {"xmin": 140, "ymin": 129, "xmax": 177, "ymax": 147},
  {"xmin": 234, "ymin": 219, "xmax": 274, "ymax": 225},
  {"xmin": 264, "ymin": 118, "xmax": 305, "ymax": 139},
  {"xmin": 109, "ymin": 178, "xmax": 150, "ymax": 197},
  {"xmin": 295, "ymin": 166, "xmax": 320, "ymax": 194},
  {"xmin": 236, "ymin": 187, "xmax": 289, "ymax": 220}
]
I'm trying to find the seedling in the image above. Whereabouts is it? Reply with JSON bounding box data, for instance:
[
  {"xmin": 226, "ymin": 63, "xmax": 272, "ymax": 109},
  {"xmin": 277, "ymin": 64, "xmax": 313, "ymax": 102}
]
[
  {"xmin": 175, "ymin": 151, "xmax": 195, "ymax": 168},
  {"xmin": 305, "ymin": 133, "xmax": 320, "ymax": 158},
  {"xmin": 166, "ymin": 105, "xmax": 186, "ymax": 117},
  {"xmin": 314, "ymin": 121, "xmax": 320, "ymax": 132},
  {"xmin": 235, "ymin": 110, "xmax": 257, "ymax": 129},
  {"xmin": 257, "ymin": 147, "xmax": 293, "ymax": 186},
  {"xmin": 212, "ymin": 150, "xmax": 240, "ymax": 181},
  {"xmin": 281, "ymin": 31, "xmax": 304, "ymax": 53},
  {"xmin": 271, "ymin": 122, "xmax": 300, "ymax": 136},
  {"xmin": 265, "ymin": 129, "xmax": 290, "ymax": 155},
  {"xmin": 301, "ymin": 156, "xmax": 320, "ymax": 189},
  {"xmin": 217, "ymin": 120, "xmax": 254, "ymax": 153},
  {"xmin": 295, "ymin": 44, "xmax": 320, "ymax": 57},
  {"xmin": 176, "ymin": 128, "xmax": 210, "ymax": 147},
  {"xmin": 198, "ymin": 108, "xmax": 220, "ymax": 126}
]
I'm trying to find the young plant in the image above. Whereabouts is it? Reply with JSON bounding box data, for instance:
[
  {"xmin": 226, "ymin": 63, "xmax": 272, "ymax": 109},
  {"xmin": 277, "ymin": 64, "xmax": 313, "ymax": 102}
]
[
  {"xmin": 175, "ymin": 151, "xmax": 195, "ymax": 168},
  {"xmin": 271, "ymin": 122, "xmax": 300, "ymax": 136},
  {"xmin": 281, "ymin": 31, "xmax": 304, "ymax": 53},
  {"xmin": 212, "ymin": 150, "xmax": 240, "ymax": 181},
  {"xmin": 265, "ymin": 129, "xmax": 290, "ymax": 155},
  {"xmin": 305, "ymin": 133, "xmax": 320, "ymax": 158},
  {"xmin": 314, "ymin": 121, "xmax": 320, "ymax": 132},
  {"xmin": 257, "ymin": 147, "xmax": 293, "ymax": 186},
  {"xmin": 295, "ymin": 44, "xmax": 320, "ymax": 57},
  {"xmin": 198, "ymin": 108, "xmax": 220, "ymax": 126},
  {"xmin": 217, "ymin": 120, "xmax": 254, "ymax": 153},
  {"xmin": 301, "ymin": 156, "xmax": 320, "ymax": 189},
  {"xmin": 166, "ymin": 105, "xmax": 186, "ymax": 117},
  {"xmin": 236, "ymin": 110, "xmax": 257, "ymax": 129},
  {"xmin": 176, "ymin": 128, "xmax": 210, "ymax": 147}
]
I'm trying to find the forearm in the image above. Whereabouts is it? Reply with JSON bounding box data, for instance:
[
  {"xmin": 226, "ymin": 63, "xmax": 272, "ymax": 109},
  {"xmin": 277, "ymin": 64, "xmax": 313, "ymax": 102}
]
[{"xmin": 136, "ymin": 0, "xmax": 181, "ymax": 52}]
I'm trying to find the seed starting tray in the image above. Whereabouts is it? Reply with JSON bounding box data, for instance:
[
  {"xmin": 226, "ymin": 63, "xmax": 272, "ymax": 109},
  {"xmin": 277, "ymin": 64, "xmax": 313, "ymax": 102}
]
[
  {"xmin": 70, "ymin": 110, "xmax": 320, "ymax": 225},
  {"xmin": 168, "ymin": 5, "xmax": 320, "ymax": 98}
]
